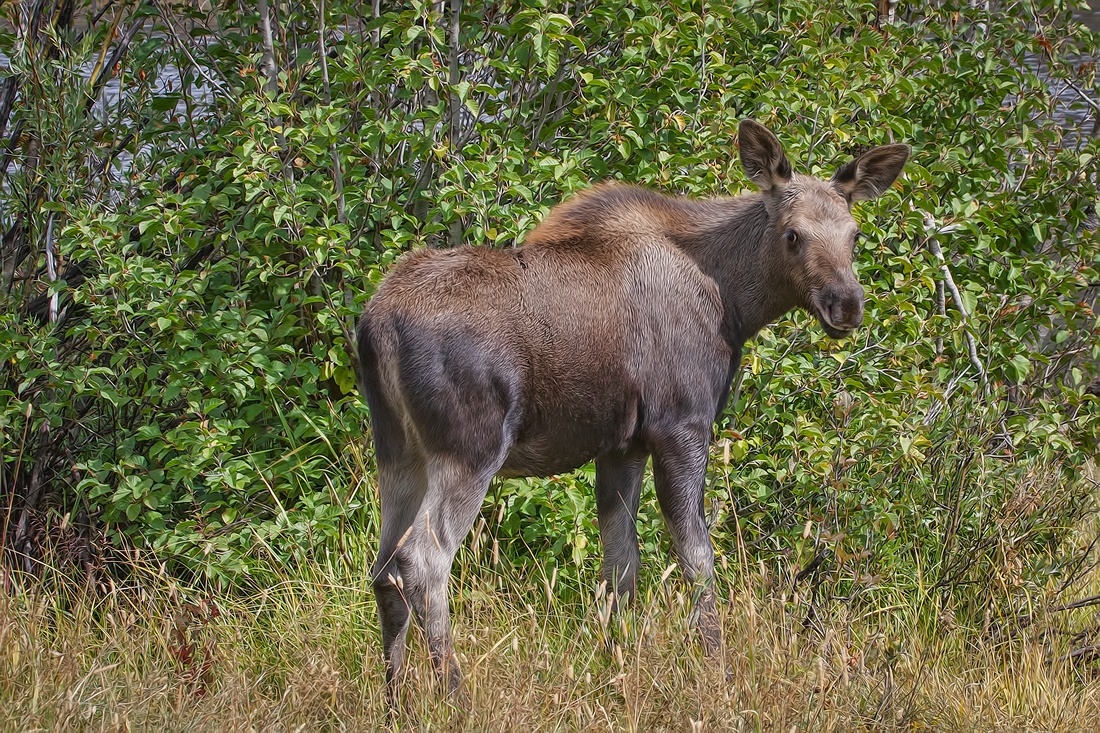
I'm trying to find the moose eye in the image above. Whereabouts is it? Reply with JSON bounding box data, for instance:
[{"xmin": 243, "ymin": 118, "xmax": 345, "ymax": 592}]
[{"xmin": 784, "ymin": 229, "xmax": 800, "ymax": 250}]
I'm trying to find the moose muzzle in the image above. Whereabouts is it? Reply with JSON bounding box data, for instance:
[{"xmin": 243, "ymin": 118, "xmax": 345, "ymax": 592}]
[{"xmin": 812, "ymin": 281, "xmax": 865, "ymax": 339}]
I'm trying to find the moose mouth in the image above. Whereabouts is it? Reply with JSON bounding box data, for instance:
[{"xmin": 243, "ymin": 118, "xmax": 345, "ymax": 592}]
[
  {"xmin": 813, "ymin": 309, "xmax": 856, "ymax": 340},
  {"xmin": 810, "ymin": 286, "xmax": 863, "ymax": 340}
]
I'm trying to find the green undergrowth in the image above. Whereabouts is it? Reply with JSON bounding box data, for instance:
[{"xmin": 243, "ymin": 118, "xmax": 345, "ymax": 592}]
[{"xmin": 0, "ymin": 0, "xmax": 1097, "ymax": 623}]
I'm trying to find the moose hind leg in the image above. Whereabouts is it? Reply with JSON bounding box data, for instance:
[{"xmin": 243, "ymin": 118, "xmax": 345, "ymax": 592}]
[
  {"xmin": 595, "ymin": 451, "xmax": 647, "ymax": 609},
  {"xmin": 407, "ymin": 454, "xmax": 499, "ymax": 694},
  {"xmin": 650, "ymin": 423, "xmax": 721, "ymax": 653},
  {"xmin": 372, "ymin": 453, "xmax": 429, "ymax": 694}
]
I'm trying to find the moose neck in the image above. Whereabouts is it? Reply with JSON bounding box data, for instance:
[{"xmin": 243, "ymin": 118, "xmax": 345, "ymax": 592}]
[{"xmin": 675, "ymin": 193, "xmax": 795, "ymax": 351}]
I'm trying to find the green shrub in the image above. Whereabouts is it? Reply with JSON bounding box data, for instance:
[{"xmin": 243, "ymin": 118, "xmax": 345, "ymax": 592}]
[{"xmin": 1, "ymin": 1, "xmax": 1097, "ymax": 616}]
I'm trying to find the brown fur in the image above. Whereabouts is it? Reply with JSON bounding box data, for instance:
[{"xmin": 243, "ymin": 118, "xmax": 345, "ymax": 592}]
[{"xmin": 357, "ymin": 120, "xmax": 910, "ymax": 699}]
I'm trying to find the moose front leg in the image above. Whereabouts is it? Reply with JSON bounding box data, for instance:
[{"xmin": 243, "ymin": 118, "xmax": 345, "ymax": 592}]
[
  {"xmin": 650, "ymin": 423, "xmax": 721, "ymax": 653},
  {"xmin": 595, "ymin": 451, "xmax": 647, "ymax": 609}
]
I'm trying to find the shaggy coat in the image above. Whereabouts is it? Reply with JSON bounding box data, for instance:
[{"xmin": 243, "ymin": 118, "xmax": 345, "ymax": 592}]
[{"xmin": 357, "ymin": 120, "xmax": 910, "ymax": 695}]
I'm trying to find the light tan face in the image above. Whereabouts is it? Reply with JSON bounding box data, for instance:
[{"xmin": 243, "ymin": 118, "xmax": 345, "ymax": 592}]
[
  {"xmin": 737, "ymin": 119, "xmax": 909, "ymax": 340},
  {"xmin": 773, "ymin": 175, "xmax": 865, "ymax": 338}
]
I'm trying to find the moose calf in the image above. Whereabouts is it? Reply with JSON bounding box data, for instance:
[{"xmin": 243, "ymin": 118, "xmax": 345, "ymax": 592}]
[{"xmin": 357, "ymin": 120, "xmax": 909, "ymax": 695}]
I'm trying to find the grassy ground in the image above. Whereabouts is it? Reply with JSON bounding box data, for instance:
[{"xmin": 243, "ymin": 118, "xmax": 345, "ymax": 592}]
[{"xmin": 4, "ymin": 535, "xmax": 1100, "ymax": 733}]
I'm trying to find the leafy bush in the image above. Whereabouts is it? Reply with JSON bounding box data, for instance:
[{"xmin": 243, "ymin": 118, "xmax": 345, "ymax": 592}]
[{"xmin": 1, "ymin": 0, "xmax": 1097, "ymax": 619}]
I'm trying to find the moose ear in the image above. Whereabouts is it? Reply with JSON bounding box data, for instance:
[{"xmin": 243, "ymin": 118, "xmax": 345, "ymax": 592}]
[
  {"xmin": 831, "ymin": 144, "xmax": 910, "ymax": 202},
  {"xmin": 739, "ymin": 120, "xmax": 792, "ymax": 192}
]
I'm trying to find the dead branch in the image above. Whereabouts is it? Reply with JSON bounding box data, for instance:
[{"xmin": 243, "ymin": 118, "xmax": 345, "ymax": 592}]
[
  {"xmin": 925, "ymin": 219, "xmax": 988, "ymax": 387},
  {"xmin": 318, "ymin": 0, "xmax": 345, "ymax": 223}
]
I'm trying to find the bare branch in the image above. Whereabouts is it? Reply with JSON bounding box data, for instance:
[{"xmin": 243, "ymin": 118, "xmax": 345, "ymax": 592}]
[
  {"xmin": 152, "ymin": 0, "xmax": 231, "ymax": 96},
  {"xmin": 258, "ymin": 0, "xmax": 294, "ymax": 183},
  {"xmin": 86, "ymin": 2, "xmax": 125, "ymax": 92},
  {"xmin": 88, "ymin": 9, "xmax": 145, "ymax": 107},
  {"xmin": 925, "ymin": 218, "xmax": 988, "ymax": 387},
  {"xmin": 319, "ymin": 0, "xmax": 345, "ymax": 223},
  {"xmin": 1061, "ymin": 644, "xmax": 1100, "ymax": 663},
  {"xmin": 258, "ymin": 0, "xmax": 279, "ymax": 98},
  {"xmin": 448, "ymin": 0, "xmax": 462, "ymax": 248},
  {"xmin": 44, "ymin": 211, "xmax": 57, "ymax": 323}
]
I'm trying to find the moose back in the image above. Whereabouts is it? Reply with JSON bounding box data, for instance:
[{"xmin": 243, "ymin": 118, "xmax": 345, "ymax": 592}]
[{"xmin": 357, "ymin": 120, "xmax": 909, "ymax": 695}]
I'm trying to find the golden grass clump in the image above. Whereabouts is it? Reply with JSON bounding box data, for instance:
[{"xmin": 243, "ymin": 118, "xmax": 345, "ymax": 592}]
[{"xmin": 4, "ymin": 539, "xmax": 1100, "ymax": 733}]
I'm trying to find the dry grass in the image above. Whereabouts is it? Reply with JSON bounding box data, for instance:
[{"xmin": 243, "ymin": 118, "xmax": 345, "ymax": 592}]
[{"xmin": 4, "ymin": 540, "xmax": 1100, "ymax": 733}]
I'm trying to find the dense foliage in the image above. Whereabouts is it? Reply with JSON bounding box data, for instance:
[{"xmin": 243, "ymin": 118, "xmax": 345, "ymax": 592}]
[{"xmin": 1, "ymin": 0, "xmax": 1097, "ymax": 623}]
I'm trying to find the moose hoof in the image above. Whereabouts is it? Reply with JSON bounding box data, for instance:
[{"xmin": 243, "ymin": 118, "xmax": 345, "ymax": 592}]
[{"xmin": 698, "ymin": 612, "xmax": 722, "ymax": 655}]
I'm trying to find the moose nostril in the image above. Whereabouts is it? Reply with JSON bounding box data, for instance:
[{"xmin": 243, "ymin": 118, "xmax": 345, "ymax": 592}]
[
  {"xmin": 846, "ymin": 293, "xmax": 865, "ymax": 326},
  {"xmin": 827, "ymin": 297, "xmax": 844, "ymax": 323}
]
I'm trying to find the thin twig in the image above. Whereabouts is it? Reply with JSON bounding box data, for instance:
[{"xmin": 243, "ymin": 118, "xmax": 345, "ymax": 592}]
[
  {"xmin": 152, "ymin": 0, "xmax": 229, "ymax": 96},
  {"xmin": 1061, "ymin": 644, "xmax": 1100, "ymax": 662},
  {"xmin": 925, "ymin": 219, "xmax": 987, "ymax": 387},
  {"xmin": 13, "ymin": 422, "xmax": 51, "ymax": 574},
  {"xmin": 1006, "ymin": 594, "xmax": 1100, "ymax": 639},
  {"xmin": 258, "ymin": 0, "xmax": 294, "ymax": 183},
  {"xmin": 448, "ymin": 0, "xmax": 463, "ymax": 248},
  {"xmin": 86, "ymin": 2, "xmax": 125, "ymax": 91},
  {"xmin": 0, "ymin": 73, "xmax": 19, "ymax": 143},
  {"xmin": 805, "ymin": 108, "xmax": 821, "ymax": 168},
  {"xmin": 44, "ymin": 211, "xmax": 56, "ymax": 323},
  {"xmin": 1050, "ymin": 593, "xmax": 1100, "ymax": 615},
  {"xmin": 258, "ymin": 0, "xmax": 280, "ymax": 99},
  {"xmin": 318, "ymin": 0, "xmax": 345, "ymax": 223},
  {"xmin": 87, "ymin": 11, "xmax": 144, "ymax": 113}
]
